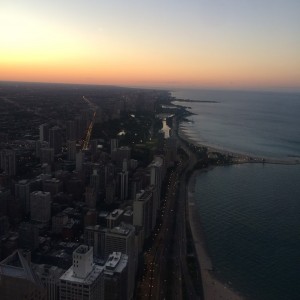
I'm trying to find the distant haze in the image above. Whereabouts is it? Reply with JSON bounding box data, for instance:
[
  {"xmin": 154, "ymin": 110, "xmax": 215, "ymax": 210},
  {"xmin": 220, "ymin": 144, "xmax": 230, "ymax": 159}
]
[{"xmin": 1, "ymin": 0, "xmax": 300, "ymax": 91}]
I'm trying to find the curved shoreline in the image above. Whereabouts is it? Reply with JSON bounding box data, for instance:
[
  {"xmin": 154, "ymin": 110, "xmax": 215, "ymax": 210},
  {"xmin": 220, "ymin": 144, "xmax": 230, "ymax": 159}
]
[
  {"xmin": 178, "ymin": 124, "xmax": 248, "ymax": 299},
  {"xmin": 173, "ymin": 94, "xmax": 300, "ymax": 300},
  {"xmin": 179, "ymin": 126, "xmax": 300, "ymax": 166},
  {"xmin": 187, "ymin": 167, "xmax": 246, "ymax": 300}
]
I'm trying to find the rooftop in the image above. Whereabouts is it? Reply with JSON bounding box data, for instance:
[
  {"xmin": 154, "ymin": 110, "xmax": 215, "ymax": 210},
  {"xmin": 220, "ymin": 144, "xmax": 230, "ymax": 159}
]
[
  {"xmin": 60, "ymin": 264, "xmax": 103, "ymax": 285},
  {"xmin": 106, "ymin": 209, "xmax": 124, "ymax": 220},
  {"xmin": 0, "ymin": 250, "xmax": 41, "ymax": 286},
  {"xmin": 75, "ymin": 245, "xmax": 90, "ymax": 255},
  {"xmin": 104, "ymin": 252, "xmax": 128, "ymax": 275}
]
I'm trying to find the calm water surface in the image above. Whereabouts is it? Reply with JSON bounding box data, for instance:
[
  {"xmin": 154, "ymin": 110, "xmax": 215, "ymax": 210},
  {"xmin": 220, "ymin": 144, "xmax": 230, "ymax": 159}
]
[{"xmin": 172, "ymin": 89, "xmax": 300, "ymax": 300}]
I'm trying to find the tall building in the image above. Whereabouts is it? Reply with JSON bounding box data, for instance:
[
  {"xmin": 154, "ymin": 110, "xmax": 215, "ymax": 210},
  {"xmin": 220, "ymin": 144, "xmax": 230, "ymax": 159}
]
[
  {"xmin": 18, "ymin": 222, "xmax": 39, "ymax": 250},
  {"xmin": 90, "ymin": 169, "xmax": 100, "ymax": 195},
  {"xmin": 102, "ymin": 252, "xmax": 129, "ymax": 300},
  {"xmin": 165, "ymin": 136, "xmax": 177, "ymax": 164},
  {"xmin": 111, "ymin": 146, "xmax": 131, "ymax": 167},
  {"xmin": 67, "ymin": 140, "xmax": 76, "ymax": 161},
  {"xmin": 52, "ymin": 213, "xmax": 68, "ymax": 235},
  {"xmin": 30, "ymin": 191, "xmax": 51, "ymax": 223},
  {"xmin": 85, "ymin": 186, "xmax": 96, "ymax": 209},
  {"xmin": 39, "ymin": 123, "xmax": 50, "ymax": 142},
  {"xmin": 105, "ymin": 180, "xmax": 116, "ymax": 205},
  {"xmin": 59, "ymin": 245, "xmax": 103, "ymax": 300},
  {"xmin": 43, "ymin": 178, "xmax": 63, "ymax": 196},
  {"xmin": 110, "ymin": 138, "xmax": 118, "ymax": 154},
  {"xmin": 0, "ymin": 216, "xmax": 9, "ymax": 237},
  {"xmin": 49, "ymin": 126, "xmax": 62, "ymax": 154},
  {"xmin": 84, "ymin": 225, "xmax": 106, "ymax": 259},
  {"xmin": 133, "ymin": 189, "xmax": 152, "ymax": 240},
  {"xmin": 117, "ymin": 171, "xmax": 128, "ymax": 202},
  {"xmin": 106, "ymin": 209, "xmax": 124, "ymax": 229},
  {"xmin": 0, "ymin": 149, "xmax": 16, "ymax": 176},
  {"xmin": 105, "ymin": 223, "xmax": 136, "ymax": 299},
  {"xmin": 15, "ymin": 179, "xmax": 32, "ymax": 214},
  {"xmin": 0, "ymin": 250, "xmax": 46, "ymax": 300},
  {"xmin": 0, "ymin": 189, "xmax": 10, "ymax": 217},
  {"xmin": 76, "ymin": 151, "xmax": 83, "ymax": 171},
  {"xmin": 32, "ymin": 264, "xmax": 65, "ymax": 300},
  {"xmin": 40, "ymin": 148, "xmax": 55, "ymax": 165},
  {"xmin": 149, "ymin": 156, "xmax": 165, "ymax": 209},
  {"xmin": 66, "ymin": 120, "xmax": 77, "ymax": 141},
  {"xmin": 36, "ymin": 141, "xmax": 49, "ymax": 158}
]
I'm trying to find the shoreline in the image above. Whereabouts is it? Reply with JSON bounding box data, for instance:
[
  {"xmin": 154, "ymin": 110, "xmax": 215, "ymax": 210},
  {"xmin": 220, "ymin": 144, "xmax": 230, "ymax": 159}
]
[
  {"xmin": 179, "ymin": 125, "xmax": 300, "ymax": 166},
  {"xmin": 187, "ymin": 169, "xmax": 246, "ymax": 300},
  {"xmin": 177, "ymin": 123, "xmax": 247, "ymax": 299},
  {"xmin": 172, "ymin": 93, "xmax": 299, "ymax": 300}
]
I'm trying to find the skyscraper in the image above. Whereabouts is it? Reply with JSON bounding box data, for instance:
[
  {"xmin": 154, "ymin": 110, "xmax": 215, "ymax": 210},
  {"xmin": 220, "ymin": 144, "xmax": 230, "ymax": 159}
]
[
  {"xmin": 49, "ymin": 126, "xmax": 62, "ymax": 155},
  {"xmin": 117, "ymin": 171, "xmax": 128, "ymax": 202},
  {"xmin": 105, "ymin": 223, "xmax": 136, "ymax": 299},
  {"xmin": 67, "ymin": 140, "xmax": 76, "ymax": 161},
  {"xmin": 39, "ymin": 123, "xmax": 50, "ymax": 142},
  {"xmin": 102, "ymin": 252, "xmax": 129, "ymax": 300},
  {"xmin": 0, "ymin": 149, "xmax": 16, "ymax": 176},
  {"xmin": 30, "ymin": 191, "xmax": 51, "ymax": 223}
]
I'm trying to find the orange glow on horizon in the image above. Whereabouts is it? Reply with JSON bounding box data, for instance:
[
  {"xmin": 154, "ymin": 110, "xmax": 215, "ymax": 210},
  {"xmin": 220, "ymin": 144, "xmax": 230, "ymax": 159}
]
[{"xmin": 1, "ymin": 2, "xmax": 300, "ymax": 91}]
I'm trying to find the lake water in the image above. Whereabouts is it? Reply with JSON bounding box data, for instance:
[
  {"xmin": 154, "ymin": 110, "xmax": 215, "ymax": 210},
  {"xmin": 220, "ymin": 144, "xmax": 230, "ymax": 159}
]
[{"xmin": 172, "ymin": 89, "xmax": 300, "ymax": 300}]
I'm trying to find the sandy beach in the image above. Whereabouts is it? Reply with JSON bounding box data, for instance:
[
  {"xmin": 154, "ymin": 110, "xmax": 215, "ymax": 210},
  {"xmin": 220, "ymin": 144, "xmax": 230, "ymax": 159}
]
[
  {"xmin": 177, "ymin": 116, "xmax": 300, "ymax": 300},
  {"xmin": 178, "ymin": 125, "xmax": 246, "ymax": 299},
  {"xmin": 178, "ymin": 125, "xmax": 300, "ymax": 165}
]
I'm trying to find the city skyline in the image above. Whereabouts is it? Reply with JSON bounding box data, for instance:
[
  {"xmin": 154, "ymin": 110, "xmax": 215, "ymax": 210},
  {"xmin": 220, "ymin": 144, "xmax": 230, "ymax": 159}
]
[{"xmin": 1, "ymin": 0, "xmax": 300, "ymax": 91}]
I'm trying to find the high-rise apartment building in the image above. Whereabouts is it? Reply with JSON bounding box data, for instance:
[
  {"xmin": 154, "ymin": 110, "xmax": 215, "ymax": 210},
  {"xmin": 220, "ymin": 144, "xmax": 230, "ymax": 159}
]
[
  {"xmin": 84, "ymin": 225, "xmax": 106, "ymax": 259},
  {"xmin": 66, "ymin": 120, "xmax": 77, "ymax": 141},
  {"xmin": 117, "ymin": 171, "xmax": 128, "ymax": 202},
  {"xmin": 30, "ymin": 191, "xmax": 51, "ymax": 223},
  {"xmin": 0, "ymin": 149, "xmax": 16, "ymax": 176},
  {"xmin": 49, "ymin": 126, "xmax": 62, "ymax": 154},
  {"xmin": 133, "ymin": 189, "xmax": 152, "ymax": 240},
  {"xmin": 102, "ymin": 252, "xmax": 129, "ymax": 300},
  {"xmin": 105, "ymin": 223, "xmax": 136, "ymax": 299},
  {"xmin": 40, "ymin": 148, "xmax": 55, "ymax": 165},
  {"xmin": 66, "ymin": 140, "xmax": 76, "ymax": 161},
  {"xmin": 18, "ymin": 222, "xmax": 39, "ymax": 250},
  {"xmin": 39, "ymin": 123, "xmax": 50, "ymax": 142}
]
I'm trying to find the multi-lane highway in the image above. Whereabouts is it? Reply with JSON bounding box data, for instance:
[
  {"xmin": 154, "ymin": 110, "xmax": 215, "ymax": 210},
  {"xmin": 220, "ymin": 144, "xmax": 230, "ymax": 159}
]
[
  {"xmin": 136, "ymin": 128, "xmax": 202, "ymax": 299},
  {"xmin": 81, "ymin": 96, "xmax": 97, "ymax": 150}
]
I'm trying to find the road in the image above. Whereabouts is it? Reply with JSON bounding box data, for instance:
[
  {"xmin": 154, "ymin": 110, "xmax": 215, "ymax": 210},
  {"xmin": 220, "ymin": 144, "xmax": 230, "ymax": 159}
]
[
  {"xmin": 81, "ymin": 96, "xmax": 97, "ymax": 150},
  {"xmin": 136, "ymin": 126, "xmax": 203, "ymax": 299}
]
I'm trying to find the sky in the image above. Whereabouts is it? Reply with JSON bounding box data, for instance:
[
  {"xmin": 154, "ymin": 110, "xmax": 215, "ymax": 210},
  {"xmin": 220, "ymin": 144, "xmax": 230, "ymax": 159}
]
[{"xmin": 1, "ymin": 0, "xmax": 300, "ymax": 91}]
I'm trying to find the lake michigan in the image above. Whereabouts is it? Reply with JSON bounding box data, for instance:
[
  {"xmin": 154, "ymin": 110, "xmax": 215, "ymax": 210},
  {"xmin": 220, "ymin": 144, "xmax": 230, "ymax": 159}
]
[{"xmin": 172, "ymin": 89, "xmax": 300, "ymax": 300}]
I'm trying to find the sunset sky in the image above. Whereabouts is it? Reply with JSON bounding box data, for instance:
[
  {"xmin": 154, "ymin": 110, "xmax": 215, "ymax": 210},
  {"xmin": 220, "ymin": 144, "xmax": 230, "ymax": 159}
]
[{"xmin": 1, "ymin": 0, "xmax": 300, "ymax": 90}]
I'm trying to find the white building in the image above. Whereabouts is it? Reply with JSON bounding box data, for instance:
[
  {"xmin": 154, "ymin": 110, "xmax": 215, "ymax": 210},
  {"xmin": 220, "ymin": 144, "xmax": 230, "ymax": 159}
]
[{"xmin": 59, "ymin": 245, "xmax": 103, "ymax": 300}]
